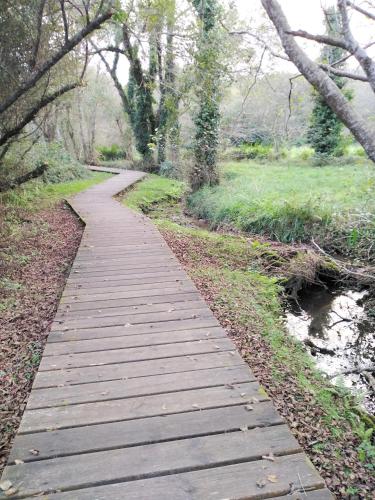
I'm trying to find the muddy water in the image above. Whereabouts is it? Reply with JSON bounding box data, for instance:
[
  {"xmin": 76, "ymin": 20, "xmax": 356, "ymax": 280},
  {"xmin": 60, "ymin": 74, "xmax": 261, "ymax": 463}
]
[{"xmin": 285, "ymin": 286, "xmax": 375, "ymax": 414}]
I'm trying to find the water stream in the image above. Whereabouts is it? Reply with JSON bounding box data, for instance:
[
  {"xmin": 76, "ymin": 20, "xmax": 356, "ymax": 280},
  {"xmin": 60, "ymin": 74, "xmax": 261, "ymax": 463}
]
[{"xmin": 285, "ymin": 286, "xmax": 375, "ymax": 414}]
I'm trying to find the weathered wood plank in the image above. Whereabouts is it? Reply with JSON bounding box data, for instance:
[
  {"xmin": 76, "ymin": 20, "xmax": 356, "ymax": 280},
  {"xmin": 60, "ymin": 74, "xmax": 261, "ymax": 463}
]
[
  {"xmin": 32, "ymin": 455, "xmax": 329, "ymax": 500},
  {"xmin": 60, "ymin": 284, "xmax": 197, "ymax": 303},
  {"xmin": 38, "ymin": 338, "xmax": 234, "ymax": 371},
  {"xmin": 55, "ymin": 298, "xmax": 206, "ymax": 320},
  {"xmin": 33, "ymin": 351, "xmax": 244, "ymax": 388},
  {"xmin": 9, "ymin": 402, "xmax": 281, "ymax": 462},
  {"xmin": 19, "ymin": 382, "xmax": 265, "ymax": 433},
  {"xmin": 44, "ymin": 326, "xmax": 226, "ymax": 355},
  {"xmin": 57, "ymin": 292, "xmax": 201, "ymax": 314},
  {"xmin": 2, "ymin": 426, "xmax": 301, "ymax": 498},
  {"xmin": 27, "ymin": 366, "xmax": 252, "ymax": 409},
  {"xmin": 52, "ymin": 307, "xmax": 212, "ymax": 331}
]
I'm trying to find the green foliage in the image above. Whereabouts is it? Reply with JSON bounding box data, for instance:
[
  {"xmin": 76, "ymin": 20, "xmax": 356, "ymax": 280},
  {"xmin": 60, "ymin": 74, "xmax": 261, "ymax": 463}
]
[
  {"xmin": 307, "ymin": 94, "xmax": 345, "ymax": 158},
  {"xmin": 190, "ymin": 0, "xmax": 222, "ymax": 191},
  {"xmin": 187, "ymin": 160, "xmax": 375, "ymax": 259},
  {"xmin": 97, "ymin": 144, "xmax": 126, "ymax": 161},
  {"xmin": 159, "ymin": 160, "xmax": 177, "ymax": 178},
  {"xmin": 307, "ymin": 7, "xmax": 349, "ymax": 158},
  {"xmin": 1, "ymin": 142, "xmax": 89, "ymax": 187},
  {"xmin": 122, "ymin": 173, "xmax": 184, "ymax": 213},
  {"xmin": 0, "ymin": 172, "xmax": 111, "ymax": 209},
  {"xmin": 127, "ymin": 66, "xmax": 155, "ymax": 163},
  {"xmin": 237, "ymin": 143, "xmax": 273, "ymax": 160}
]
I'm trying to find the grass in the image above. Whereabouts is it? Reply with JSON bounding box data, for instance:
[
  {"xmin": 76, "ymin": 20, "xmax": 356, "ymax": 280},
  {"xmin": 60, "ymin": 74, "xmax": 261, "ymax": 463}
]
[
  {"xmin": 121, "ymin": 173, "xmax": 375, "ymax": 497},
  {"xmin": 0, "ymin": 172, "xmax": 111, "ymax": 210},
  {"xmin": 188, "ymin": 160, "xmax": 375, "ymax": 260},
  {"xmin": 123, "ymin": 173, "xmax": 184, "ymax": 213}
]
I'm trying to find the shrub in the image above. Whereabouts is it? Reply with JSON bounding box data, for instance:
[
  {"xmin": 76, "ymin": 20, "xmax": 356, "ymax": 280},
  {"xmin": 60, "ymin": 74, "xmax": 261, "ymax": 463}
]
[
  {"xmin": 159, "ymin": 160, "xmax": 177, "ymax": 179},
  {"xmin": 0, "ymin": 141, "xmax": 89, "ymax": 187},
  {"xmin": 97, "ymin": 144, "xmax": 126, "ymax": 161}
]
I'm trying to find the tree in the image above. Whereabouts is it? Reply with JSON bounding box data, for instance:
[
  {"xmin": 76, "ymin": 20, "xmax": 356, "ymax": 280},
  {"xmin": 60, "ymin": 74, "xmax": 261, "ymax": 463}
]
[
  {"xmin": 0, "ymin": 1, "xmax": 114, "ymax": 153},
  {"xmin": 261, "ymin": 0, "xmax": 375, "ymax": 163},
  {"xmin": 307, "ymin": 7, "xmax": 347, "ymax": 157},
  {"xmin": 189, "ymin": 0, "xmax": 222, "ymax": 191},
  {"xmin": 95, "ymin": 0, "xmax": 181, "ymax": 171}
]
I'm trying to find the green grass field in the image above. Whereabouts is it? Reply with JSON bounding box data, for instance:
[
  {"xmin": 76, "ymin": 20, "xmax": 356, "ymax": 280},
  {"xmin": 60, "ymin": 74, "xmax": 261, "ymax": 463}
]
[
  {"xmin": 188, "ymin": 160, "xmax": 375, "ymax": 260},
  {"xmin": 0, "ymin": 172, "xmax": 111, "ymax": 210}
]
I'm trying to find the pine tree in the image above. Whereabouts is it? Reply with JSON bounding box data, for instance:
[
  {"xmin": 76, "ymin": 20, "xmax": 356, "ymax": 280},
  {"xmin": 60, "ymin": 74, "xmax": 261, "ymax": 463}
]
[{"xmin": 307, "ymin": 7, "xmax": 348, "ymax": 158}]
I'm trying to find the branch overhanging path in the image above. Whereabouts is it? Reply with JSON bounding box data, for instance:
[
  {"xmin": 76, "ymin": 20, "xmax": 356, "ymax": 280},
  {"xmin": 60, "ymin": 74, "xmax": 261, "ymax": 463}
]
[{"xmin": 0, "ymin": 167, "xmax": 332, "ymax": 499}]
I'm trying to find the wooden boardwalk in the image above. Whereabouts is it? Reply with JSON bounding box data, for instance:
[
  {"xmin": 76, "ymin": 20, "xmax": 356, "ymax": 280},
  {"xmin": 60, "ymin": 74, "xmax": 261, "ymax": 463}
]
[{"xmin": 1, "ymin": 169, "xmax": 332, "ymax": 499}]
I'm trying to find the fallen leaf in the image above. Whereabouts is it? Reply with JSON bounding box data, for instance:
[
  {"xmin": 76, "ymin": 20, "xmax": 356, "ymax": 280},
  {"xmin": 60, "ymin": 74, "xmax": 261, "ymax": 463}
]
[
  {"xmin": 240, "ymin": 426, "xmax": 248, "ymax": 432},
  {"xmin": 244, "ymin": 405, "xmax": 253, "ymax": 411},
  {"xmin": 256, "ymin": 479, "xmax": 266, "ymax": 488},
  {"xmin": 14, "ymin": 459, "xmax": 24, "ymax": 465},
  {"xmin": 267, "ymin": 474, "xmax": 278, "ymax": 483},
  {"xmin": 28, "ymin": 449, "xmax": 39, "ymax": 456}
]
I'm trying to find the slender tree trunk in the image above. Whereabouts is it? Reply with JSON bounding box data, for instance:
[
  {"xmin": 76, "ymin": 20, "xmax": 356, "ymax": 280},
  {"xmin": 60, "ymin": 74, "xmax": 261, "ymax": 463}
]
[{"xmin": 261, "ymin": 0, "xmax": 375, "ymax": 163}]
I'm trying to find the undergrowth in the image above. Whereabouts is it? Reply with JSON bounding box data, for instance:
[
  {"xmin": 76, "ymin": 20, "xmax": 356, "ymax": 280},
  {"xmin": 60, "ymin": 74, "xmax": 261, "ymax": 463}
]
[{"xmin": 187, "ymin": 161, "xmax": 375, "ymax": 261}]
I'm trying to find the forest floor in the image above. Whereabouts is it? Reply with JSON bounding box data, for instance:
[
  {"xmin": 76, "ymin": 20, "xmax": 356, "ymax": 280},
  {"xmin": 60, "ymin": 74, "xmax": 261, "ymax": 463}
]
[
  {"xmin": 0, "ymin": 172, "xmax": 110, "ymax": 474},
  {"xmin": 122, "ymin": 173, "xmax": 375, "ymax": 500}
]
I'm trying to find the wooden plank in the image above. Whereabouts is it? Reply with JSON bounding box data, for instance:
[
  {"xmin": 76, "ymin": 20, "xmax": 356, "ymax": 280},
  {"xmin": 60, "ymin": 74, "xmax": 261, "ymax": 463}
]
[
  {"xmin": 2, "ymin": 426, "xmax": 301, "ymax": 498},
  {"xmin": 55, "ymin": 298, "xmax": 206, "ymax": 320},
  {"xmin": 33, "ymin": 351, "xmax": 245, "ymax": 388},
  {"xmin": 58, "ymin": 292, "xmax": 201, "ymax": 314},
  {"xmin": 60, "ymin": 284, "xmax": 197, "ymax": 304},
  {"xmin": 62, "ymin": 280, "xmax": 193, "ymax": 298},
  {"xmin": 32, "ymin": 455, "xmax": 328, "ymax": 500},
  {"xmin": 44, "ymin": 326, "xmax": 226, "ymax": 355},
  {"xmin": 27, "ymin": 365, "xmax": 252, "ymax": 409},
  {"xmin": 64, "ymin": 272, "xmax": 187, "ymax": 289},
  {"xmin": 66, "ymin": 269, "xmax": 185, "ymax": 285},
  {"xmin": 48, "ymin": 318, "xmax": 220, "ymax": 342},
  {"xmin": 38, "ymin": 338, "xmax": 234, "ymax": 371},
  {"xmin": 19, "ymin": 382, "xmax": 265, "ymax": 433},
  {"xmin": 52, "ymin": 307, "xmax": 213, "ymax": 331},
  {"xmin": 9, "ymin": 402, "xmax": 281, "ymax": 462}
]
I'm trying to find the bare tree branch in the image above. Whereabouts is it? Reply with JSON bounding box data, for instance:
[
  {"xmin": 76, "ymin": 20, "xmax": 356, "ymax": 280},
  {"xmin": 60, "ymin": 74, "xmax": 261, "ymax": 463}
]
[
  {"xmin": 319, "ymin": 64, "xmax": 368, "ymax": 81},
  {"xmin": 31, "ymin": 0, "xmax": 47, "ymax": 69},
  {"xmin": 285, "ymin": 29, "xmax": 349, "ymax": 49},
  {"xmin": 338, "ymin": 0, "xmax": 375, "ymax": 92},
  {"xmin": 59, "ymin": 0, "xmax": 69, "ymax": 44},
  {"xmin": 347, "ymin": 0, "xmax": 375, "ymax": 20},
  {"xmin": 0, "ymin": 83, "xmax": 79, "ymax": 147},
  {"xmin": 0, "ymin": 9, "xmax": 113, "ymax": 116},
  {"xmin": 93, "ymin": 42, "xmax": 131, "ymax": 115}
]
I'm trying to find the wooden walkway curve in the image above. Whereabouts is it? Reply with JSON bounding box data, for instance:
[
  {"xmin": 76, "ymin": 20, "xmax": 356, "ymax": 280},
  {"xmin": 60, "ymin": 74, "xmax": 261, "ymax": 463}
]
[{"xmin": 1, "ymin": 168, "xmax": 333, "ymax": 499}]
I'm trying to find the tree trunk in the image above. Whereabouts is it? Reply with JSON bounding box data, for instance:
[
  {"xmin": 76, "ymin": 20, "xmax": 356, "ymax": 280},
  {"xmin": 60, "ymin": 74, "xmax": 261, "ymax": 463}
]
[{"xmin": 261, "ymin": 0, "xmax": 375, "ymax": 163}]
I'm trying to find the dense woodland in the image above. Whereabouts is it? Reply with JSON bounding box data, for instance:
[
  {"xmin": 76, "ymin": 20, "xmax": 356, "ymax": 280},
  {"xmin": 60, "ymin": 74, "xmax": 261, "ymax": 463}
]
[{"xmin": 1, "ymin": 1, "xmax": 375, "ymax": 498}]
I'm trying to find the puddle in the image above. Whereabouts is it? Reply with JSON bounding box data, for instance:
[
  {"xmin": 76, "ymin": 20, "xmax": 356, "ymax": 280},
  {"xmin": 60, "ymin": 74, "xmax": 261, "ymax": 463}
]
[{"xmin": 285, "ymin": 286, "xmax": 375, "ymax": 414}]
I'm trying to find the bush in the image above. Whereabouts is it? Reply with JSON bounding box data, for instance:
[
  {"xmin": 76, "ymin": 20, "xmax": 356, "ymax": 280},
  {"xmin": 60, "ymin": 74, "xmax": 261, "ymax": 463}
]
[
  {"xmin": 97, "ymin": 144, "xmax": 126, "ymax": 161},
  {"xmin": 37, "ymin": 143, "xmax": 89, "ymax": 183},
  {"xmin": 159, "ymin": 160, "xmax": 177, "ymax": 179},
  {"xmin": 0, "ymin": 141, "xmax": 89, "ymax": 187}
]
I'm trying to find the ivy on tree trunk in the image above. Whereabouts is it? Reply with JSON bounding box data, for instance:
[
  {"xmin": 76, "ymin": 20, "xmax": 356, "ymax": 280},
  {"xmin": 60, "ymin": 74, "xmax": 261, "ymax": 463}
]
[{"xmin": 189, "ymin": 0, "xmax": 221, "ymax": 192}]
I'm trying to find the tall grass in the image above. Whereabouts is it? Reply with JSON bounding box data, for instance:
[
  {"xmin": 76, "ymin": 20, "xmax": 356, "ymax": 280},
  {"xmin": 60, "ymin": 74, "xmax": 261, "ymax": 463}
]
[{"xmin": 188, "ymin": 161, "xmax": 375, "ymax": 259}]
